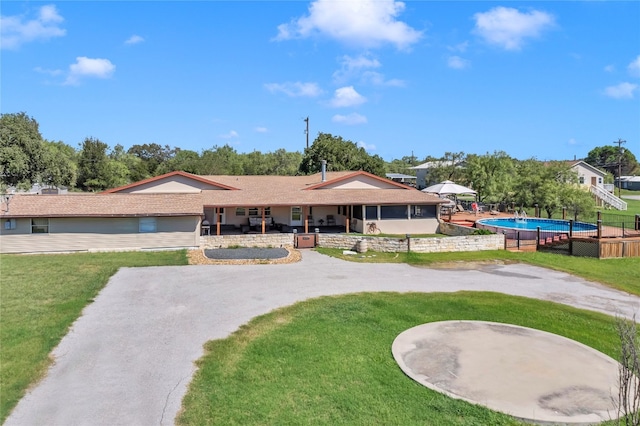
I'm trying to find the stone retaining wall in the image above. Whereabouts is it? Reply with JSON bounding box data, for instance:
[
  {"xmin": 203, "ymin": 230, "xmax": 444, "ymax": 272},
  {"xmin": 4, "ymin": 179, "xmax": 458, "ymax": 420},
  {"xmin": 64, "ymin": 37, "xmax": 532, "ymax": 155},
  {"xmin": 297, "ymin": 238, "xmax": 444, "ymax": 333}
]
[
  {"xmin": 316, "ymin": 233, "xmax": 504, "ymax": 253},
  {"xmin": 200, "ymin": 231, "xmax": 504, "ymax": 253},
  {"xmin": 438, "ymin": 221, "xmax": 477, "ymax": 236},
  {"xmin": 201, "ymin": 234, "xmax": 293, "ymax": 249}
]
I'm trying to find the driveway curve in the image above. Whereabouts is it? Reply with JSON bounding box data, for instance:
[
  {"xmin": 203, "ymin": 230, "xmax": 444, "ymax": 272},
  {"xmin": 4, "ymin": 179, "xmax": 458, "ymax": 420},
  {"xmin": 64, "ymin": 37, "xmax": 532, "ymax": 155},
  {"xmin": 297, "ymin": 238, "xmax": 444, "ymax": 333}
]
[{"xmin": 6, "ymin": 250, "xmax": 640, "ymax": 426}]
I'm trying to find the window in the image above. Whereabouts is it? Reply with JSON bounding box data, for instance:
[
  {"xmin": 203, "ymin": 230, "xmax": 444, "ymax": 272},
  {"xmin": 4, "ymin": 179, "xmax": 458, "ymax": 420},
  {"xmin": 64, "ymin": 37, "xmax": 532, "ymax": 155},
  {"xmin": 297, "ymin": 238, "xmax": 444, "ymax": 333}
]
[
  {"xmin": 352, "ymin": 205, "xmax": 363, "ymax": 219},
  {"xmin": 31, "ymin": 218, "xmax": 49, "ymax": 233},
  {"xmin": 139, "ymin": 217, "xmax": 157, "ymax": 233},
  {"xmin": 579, "ymin": 176, "xmax": 585, "ymax": 184},
  {"xmin": 365, "ymin": 205, "xmax": 378, "ymax": 220},
  {"xmin": 411, "ymin": 205, "xmax": 436, "ymax": 219},
  {"xmin": 248, "ymin": 207, "xmax": 271, "ymax": 217},
  {"xmin": 235, "ymin": 208, "xmax": 246, "ymax": 216},
  {"xmin": 598, "ymin": 177, "xmax": 602, "ymax": 184},
  {"xmin": 380, "ymin": 205, "xmax": 407, "ymax": 219}
]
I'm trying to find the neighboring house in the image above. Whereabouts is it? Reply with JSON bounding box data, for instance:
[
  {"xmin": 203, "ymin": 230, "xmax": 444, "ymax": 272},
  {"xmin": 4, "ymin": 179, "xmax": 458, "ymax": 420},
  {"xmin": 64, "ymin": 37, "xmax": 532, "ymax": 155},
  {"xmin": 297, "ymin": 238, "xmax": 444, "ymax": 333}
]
[
  {"xmin": 1, "ymin": 170, "xmax": 445, "ymax": 254},
  {"xmin": 568, "ymin": 161, "xmax": 627, "ymax": 210},
  {"xmin": 385, "ymin": 173, "xmax": 417, "ymax": 186},
  {"xmin": 411, "ymin": 160, "xmax": 464, "ymax": 189},
  {"xmin": 618, "ymin": 176, "xmax": 640, "ymax": 191}
]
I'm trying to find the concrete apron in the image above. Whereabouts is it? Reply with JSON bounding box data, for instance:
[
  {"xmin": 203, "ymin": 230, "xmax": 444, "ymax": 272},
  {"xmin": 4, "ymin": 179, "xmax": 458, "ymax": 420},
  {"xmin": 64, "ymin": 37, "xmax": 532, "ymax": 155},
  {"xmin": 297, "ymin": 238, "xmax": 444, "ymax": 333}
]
[{"xmin": 393, "ymin": 320, "xmax": 624, "ymax": 424}]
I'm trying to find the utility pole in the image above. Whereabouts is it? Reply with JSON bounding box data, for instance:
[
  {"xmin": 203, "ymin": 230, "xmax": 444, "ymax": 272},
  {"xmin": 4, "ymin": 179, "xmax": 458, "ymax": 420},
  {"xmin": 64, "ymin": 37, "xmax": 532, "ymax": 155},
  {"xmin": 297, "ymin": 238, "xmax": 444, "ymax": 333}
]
[
  {"xmin": 614, "ymin": 138, "xmax": 626, "ymax": 197},
  {"xmin": 304, "ymin": 117, "xmax": 309, "ymax": 149}
]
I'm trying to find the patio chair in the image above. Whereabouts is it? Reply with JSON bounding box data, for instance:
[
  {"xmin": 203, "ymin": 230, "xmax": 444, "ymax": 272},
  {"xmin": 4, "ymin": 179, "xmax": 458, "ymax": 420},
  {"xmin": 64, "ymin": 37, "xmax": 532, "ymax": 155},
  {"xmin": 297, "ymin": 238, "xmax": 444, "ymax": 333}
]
[{"xmin": 326, "ymin": 215, "xmax": 336, "ymax": 226}]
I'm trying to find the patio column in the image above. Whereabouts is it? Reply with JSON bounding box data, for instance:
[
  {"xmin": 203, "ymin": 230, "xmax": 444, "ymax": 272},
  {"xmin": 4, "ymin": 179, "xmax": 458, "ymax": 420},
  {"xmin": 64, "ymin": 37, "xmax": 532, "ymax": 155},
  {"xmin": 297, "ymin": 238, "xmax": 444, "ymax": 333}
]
[
  {"xmin": 346, "ymin": 205, "xmax": 350, "ymax": 234},
  {"xmin": 261, "ymin": 208, "xmax": 266, "ymax": 234},
  {"xmin": 216, "ymin": 209, "xmax": 221, "ymax": 236},
  {"xmin": 304, "ymin": 206, "xmax": 309, "ymax": 233}
]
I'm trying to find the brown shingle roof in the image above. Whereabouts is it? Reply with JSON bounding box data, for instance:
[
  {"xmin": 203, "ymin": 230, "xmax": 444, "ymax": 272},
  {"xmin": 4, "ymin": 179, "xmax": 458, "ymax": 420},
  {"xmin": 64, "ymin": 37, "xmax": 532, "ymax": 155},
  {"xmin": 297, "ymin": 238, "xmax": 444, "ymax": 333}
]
[
  {"xmin": 1, "ymin": 193, "xmax": 203, "ymax": 218},
  {"xmin": 200, "ymin": 172, "xmax": 443, "ymax": 207}
]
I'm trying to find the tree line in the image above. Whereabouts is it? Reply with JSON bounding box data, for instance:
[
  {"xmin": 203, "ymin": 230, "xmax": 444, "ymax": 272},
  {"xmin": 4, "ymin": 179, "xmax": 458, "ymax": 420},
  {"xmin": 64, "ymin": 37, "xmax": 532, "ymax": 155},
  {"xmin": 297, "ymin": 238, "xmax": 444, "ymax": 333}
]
[{"xmin": 1, "ymin": 112, "xmax": 637, "ymax": 219}]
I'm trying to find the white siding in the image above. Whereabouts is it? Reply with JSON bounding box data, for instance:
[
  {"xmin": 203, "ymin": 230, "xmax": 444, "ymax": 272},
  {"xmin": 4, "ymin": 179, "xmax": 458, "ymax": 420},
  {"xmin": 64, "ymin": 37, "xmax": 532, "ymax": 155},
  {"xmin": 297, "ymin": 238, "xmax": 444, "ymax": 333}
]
[{"xmin": 319, "ymin": 175, "xmax": 399, "ymax": 189}]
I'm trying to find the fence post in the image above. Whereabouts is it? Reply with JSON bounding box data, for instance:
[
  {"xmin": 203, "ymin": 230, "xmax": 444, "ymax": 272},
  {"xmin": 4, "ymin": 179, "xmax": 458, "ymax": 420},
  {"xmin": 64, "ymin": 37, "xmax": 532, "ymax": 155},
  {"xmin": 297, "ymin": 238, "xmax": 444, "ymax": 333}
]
[
  {"xmin": 406, "ymin": 234, "xmax": 411, "ymax": 253},
  {"xmin": 517, "ymin": 231, "xmax": 520, "ymax": 250},
  {"xmin": 597, "ymin": 220, "xmax": 602, "ymax": 239},
  {"xmin": 597, "ymin": 211, "xmax": 602, "ymax": 222},
  {"xmin": 534, "ymin": 204, "xmax": 539, "ymax": 218},
  {"xmin": 636, "ymin": 214, "xmax": 639, "ymax": 231},
  {"xmin": 569, "ymin": 220, "xmax": 574, "ymax": 237},
  {"xmin": 536, "ymin": 227, "xmax": 541, "ymax": 248},
  {"xmin": 562, "ymin": 207, "xmax": 566, "ymax": 220}
]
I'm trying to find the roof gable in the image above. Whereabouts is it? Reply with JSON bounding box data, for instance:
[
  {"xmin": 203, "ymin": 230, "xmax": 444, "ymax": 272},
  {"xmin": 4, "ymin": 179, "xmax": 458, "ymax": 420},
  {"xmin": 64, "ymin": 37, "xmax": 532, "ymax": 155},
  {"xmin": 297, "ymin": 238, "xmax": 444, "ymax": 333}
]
[
  {"xmin": 306, "ymin": 171, "xmax": 410, "ymax": 190},
  {"xmin": 103, "ymin": 171, "xmax": 239, "ymax": 193},
  {"xmin": 569, "ymin": 161, "xmax": 606, "ymax": 177}
]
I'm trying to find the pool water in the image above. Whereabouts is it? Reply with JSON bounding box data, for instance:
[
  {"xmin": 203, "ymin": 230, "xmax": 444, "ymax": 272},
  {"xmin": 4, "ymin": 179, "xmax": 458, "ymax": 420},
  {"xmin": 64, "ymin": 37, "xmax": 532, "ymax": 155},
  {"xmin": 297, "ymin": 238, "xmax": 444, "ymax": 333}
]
[{"xmin": 477, "ymin": 218, "xmax": 597, "ymax": 232}]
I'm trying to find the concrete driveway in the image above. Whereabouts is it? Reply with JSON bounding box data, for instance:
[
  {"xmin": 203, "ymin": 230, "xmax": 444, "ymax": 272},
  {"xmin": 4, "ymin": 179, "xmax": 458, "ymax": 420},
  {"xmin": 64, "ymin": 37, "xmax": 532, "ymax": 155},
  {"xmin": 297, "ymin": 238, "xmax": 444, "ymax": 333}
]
[{"xmin": 6, "ymin": 250, "xmax": 640, "ymax": 426}]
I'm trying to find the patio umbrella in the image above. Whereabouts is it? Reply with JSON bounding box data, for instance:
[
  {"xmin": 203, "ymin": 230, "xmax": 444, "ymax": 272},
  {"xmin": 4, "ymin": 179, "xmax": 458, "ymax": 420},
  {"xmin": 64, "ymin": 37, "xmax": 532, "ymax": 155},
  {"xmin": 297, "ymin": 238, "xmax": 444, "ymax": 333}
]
[{"xmin": 421, "ymin": 180, "xmax": 477, "ymax": 196}]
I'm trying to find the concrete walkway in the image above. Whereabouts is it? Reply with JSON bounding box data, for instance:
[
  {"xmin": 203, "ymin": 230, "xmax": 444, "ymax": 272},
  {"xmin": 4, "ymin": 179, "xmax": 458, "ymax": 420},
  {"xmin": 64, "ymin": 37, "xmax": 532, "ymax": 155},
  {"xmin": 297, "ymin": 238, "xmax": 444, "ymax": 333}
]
[{"xmin": 6, "ymin": 251, "xmax": 640, "ymax": 426}]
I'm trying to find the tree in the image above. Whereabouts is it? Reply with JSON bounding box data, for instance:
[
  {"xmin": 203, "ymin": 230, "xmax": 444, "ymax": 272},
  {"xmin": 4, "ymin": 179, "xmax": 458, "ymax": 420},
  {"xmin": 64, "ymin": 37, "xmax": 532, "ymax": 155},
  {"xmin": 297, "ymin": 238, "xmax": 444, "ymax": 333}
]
[
  {"xmin": 463, "ymin": 151, "xmax": 515, "ymax": 203},
  {"xmin": 127, "ymin": 143, "xmax": 177, "ymax": 175},
  {"xmin": 298, "ymin": 132, "xmax": 385, "ymax": 176},
  {"xmin": 155, "ymin": 149, "xmax": 201, "ymax": 175},
  {"xmin": 0, "ymin": 112, "xmax": 48, "ymax": 188},
  {"xmin": 421, "ymin": 152, "xmax": 467, "ymax": 186},
  {"xmin": 77, "ymin": 137, "xmax": 109, "ymax": 191},
  {"xmin": 200, "ymin": 145, "xmax": 244, "ymax": 175},
  {"xmin": 513, "ymin": 160, "xmax": 594, "ymax": 219},
  {"xmin": 41, "ymin": 140, "xmax": 78, "ymax": 188},
  {"xmin": 585, "ymin": 145, "xmax": 638, "ymax": 177}
]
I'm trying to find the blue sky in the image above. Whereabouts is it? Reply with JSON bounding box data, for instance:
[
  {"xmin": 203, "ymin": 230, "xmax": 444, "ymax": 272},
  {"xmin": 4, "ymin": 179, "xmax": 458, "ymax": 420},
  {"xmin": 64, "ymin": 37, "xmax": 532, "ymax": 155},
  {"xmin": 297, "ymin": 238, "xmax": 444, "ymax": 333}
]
[{"xmin": 2, "ymin": 1, "xmax": 639, "ymax": 162}]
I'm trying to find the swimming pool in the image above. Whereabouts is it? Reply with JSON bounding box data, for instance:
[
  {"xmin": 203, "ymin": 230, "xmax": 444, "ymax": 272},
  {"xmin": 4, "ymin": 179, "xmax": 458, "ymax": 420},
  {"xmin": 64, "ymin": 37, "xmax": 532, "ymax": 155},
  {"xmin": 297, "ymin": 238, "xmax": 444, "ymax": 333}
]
[{"xmin": 476, "ymin": 218, "xmax": 597, "ymax": 239}]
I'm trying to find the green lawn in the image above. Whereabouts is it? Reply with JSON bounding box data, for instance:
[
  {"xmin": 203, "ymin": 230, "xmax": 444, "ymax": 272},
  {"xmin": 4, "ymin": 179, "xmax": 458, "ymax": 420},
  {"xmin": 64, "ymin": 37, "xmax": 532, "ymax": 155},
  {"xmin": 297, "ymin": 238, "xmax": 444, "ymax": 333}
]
[
  {"xmin": 0, "ymin": 250, "xmax": 188, "ymax": 423},
  {"xmin": 178, "ymin": 292, "xmax": 622, "ymax": 425},
  {"xmin": 1, "ymin": 248, "xmax": 637, "ymax": 425}
]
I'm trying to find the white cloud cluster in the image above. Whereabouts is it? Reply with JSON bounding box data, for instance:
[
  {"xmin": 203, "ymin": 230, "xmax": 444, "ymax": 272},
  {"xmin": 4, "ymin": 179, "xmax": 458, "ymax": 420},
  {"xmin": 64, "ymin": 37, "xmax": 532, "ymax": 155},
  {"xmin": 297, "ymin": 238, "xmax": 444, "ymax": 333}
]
[
  {"xmin": 330, "ymin": 86, "xmax": 367, "ymax": 108},
  {"xmin": 1, "ymin": 4, "xmax": 66, "ymax": 49},
  {"xmin": 604, "ymin": 82, "xmax": 638, "ymax": 99},
  {"xmin": 333, "ymin": 54, "xmax": 404, "ymax": 87},
  {"xmin": 264, "ymin": 82, "xmax": 322, "ymax": 97},
  {"xmin": 274, "ymin": 0, "xmax": 422, "ymax": 50},
  {"xmin": 125, "ymin": 35, "xmax": 145, "ymax": 45},
  {"xmin": 255, "ymin": 127, "xmax": 268, "ymax": 133},
  {"xmin": 332, "ymin": 113, "xmax": 367, "ymax": 125},
  {"xmin": 473, "ymin": 7, "xmax": 555, "ymax": 50},
  {"xmin": 447, "ymin": 55, "xmax": 470, "ymax": 70},
  {"xmin": 65, "ymin": 57, "xmax": 116, "ymax": 85},
  {"xmin": 219, "ymin": 130, "xmax": 239, "ymax": 139}
]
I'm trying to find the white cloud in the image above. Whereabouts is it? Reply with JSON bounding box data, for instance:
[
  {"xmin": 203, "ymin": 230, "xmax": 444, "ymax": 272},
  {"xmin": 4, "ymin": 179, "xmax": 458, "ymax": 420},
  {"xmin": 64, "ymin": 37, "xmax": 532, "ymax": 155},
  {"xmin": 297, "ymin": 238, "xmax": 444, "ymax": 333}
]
[
  {"xmin": 219, "ymin": 130, "xmax": 239, "ymax": 139},
  {"xmin": 125, "ymin": 35, "xmax": 144, "ymax": 45},
  {"xmin": 255, "ymin": 127, "xmax": 268, "ymax": 133},
  {"xmin": 603, "ymin": 82, "xmax": 638, "ymax": 99},
  {"xmin": 329, "ymin": 86, "xmax": 367, "ymax": 108},
  {"xmin": 274, "ymin": 0, "xmax": 422, "ymax": 50},
  {"xmin": 332, "ymin": 113, "xmax": 368, "ymax": 125},
  {"xmin": 568, "ymin": 138, "xmax": 577, "ymax": 145},
  {"xmin": 473, "ymin": 7, "xmax": 555, "ymax": 51},
  {"xmin": 628, "ymin": 55, "xmax": 640, "ymax": 78},
  {"xmin": 64, "ymin": 57, "xmax": 115, "ymax": 85},
  {"xmin": 1, "ymin": 4, "xmax": 66, "ymax": 49},
  {"xmin": 361, "ymin": 71, "xmax": 406, "ymax": 87},
  {"xmin": 357, "ymin": 141, "xmax": 376, "ymax": 151},
  {"xmin": 264, "ymin": 82, "xmax": 322, "ymax": 97},
  {"xmin": 34, "ymin": 66, "xmax": 63, "ymax": 76},
  {"xmin": 604, "ymin": 64, "xmax": 615, "ymax": 73},
  {"xmin": 447, "ymin": 56, "xmax": 470, "ymax": 70},
  {"xmin": 333, "ymin": 54, "xmax": 380, "ymax": 83}
]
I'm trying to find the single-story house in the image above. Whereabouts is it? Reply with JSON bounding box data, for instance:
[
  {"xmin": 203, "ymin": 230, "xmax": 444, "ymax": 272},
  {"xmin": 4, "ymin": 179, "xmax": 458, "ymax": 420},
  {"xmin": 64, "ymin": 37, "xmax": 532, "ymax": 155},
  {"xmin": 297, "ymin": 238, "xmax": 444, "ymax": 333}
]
[
  {"xmin": 618, "ymin": 176, "xmax": 640, "ymax": 191},
  {"xmin": 569, "ymin": 160, "xmax": 606, "ymax": 189},
  {"xmin": 0, "ymin": 170, "xmax": 446, "ymax": 254},
  {"xmin": 385, "ymin": 173, "xmax": 417, "ymax": 186}
]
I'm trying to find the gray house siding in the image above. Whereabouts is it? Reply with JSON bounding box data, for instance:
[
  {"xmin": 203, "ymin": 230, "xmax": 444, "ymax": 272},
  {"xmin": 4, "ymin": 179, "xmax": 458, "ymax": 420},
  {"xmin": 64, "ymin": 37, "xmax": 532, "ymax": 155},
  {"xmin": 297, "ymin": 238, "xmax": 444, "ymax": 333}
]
[{"xmin": 0, "ymin": 216, "xmax": 199, "ymax": 254}]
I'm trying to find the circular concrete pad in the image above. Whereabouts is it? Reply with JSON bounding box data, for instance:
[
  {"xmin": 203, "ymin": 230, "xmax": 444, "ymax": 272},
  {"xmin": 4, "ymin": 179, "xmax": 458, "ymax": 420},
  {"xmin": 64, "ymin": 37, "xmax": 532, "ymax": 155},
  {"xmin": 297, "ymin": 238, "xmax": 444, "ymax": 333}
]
[{"xmin": 392, "ymin": 321, "xmax": 619, "ymax": 424}]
